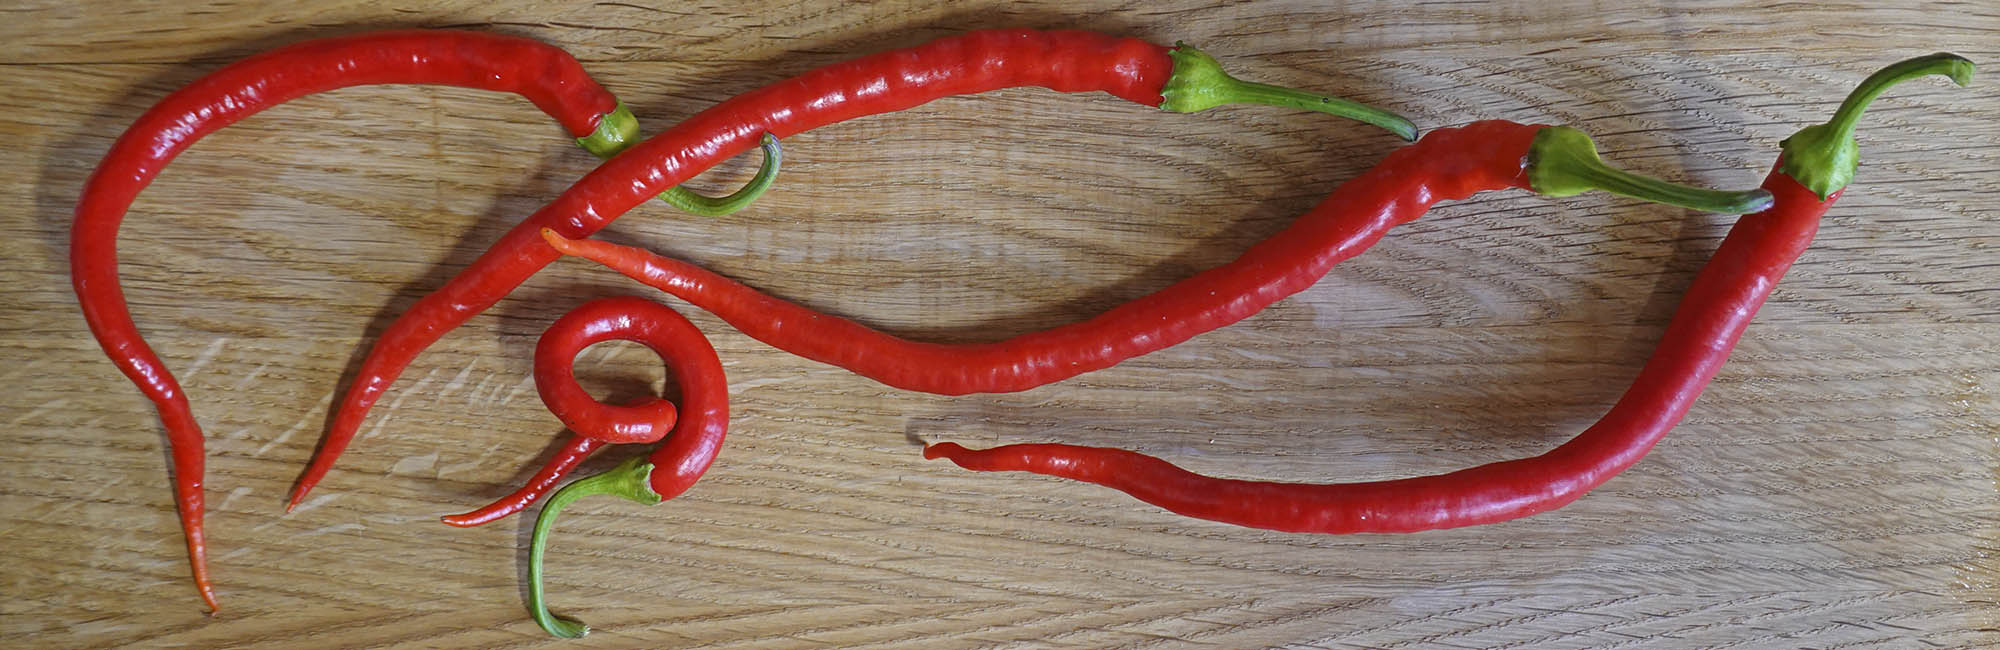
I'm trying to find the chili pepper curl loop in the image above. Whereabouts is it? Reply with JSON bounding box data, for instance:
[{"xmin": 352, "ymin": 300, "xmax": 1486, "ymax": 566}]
[{"xmin": 443, "ymin": 295, "xmax": 730, "ymax": 529}]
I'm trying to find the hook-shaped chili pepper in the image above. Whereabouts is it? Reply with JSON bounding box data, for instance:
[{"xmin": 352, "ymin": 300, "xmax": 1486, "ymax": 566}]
[
  {"xmin": 288, "ymin": 28, "xmax": 1428, "ymax": 512},
  {"xmin": 70, "ymin": 30, "xmax": 618, "ymax": 612},
  {"xmin": 69, "ymin": 30, "xmax": 781, "ymax": 611},
  {"xmin": 925, "ymin": 54, "xmax": 1975, "ymax": 534}
]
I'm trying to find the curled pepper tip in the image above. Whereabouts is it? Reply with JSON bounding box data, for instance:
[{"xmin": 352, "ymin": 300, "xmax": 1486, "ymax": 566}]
[
  {"xmin": 1160, "ymin": 43, "xmax": 1419, "ymax": 141},
  {"xmin": 1780, "ymin": 52, "xmax": 1976, "ymax": 200},
  {"xmin": 528, "ymin": 456, "xmax": 660, "ymax": 638},
  {"xmin": 1526, "ymin": 126, "xmax": 1773, "ymax": 214}
]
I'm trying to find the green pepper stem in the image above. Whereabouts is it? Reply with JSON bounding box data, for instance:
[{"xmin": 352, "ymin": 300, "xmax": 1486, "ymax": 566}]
[
  {"xmin": 1780, "ymin": 53, "xmax": 1975, "ymax": 199},
  {"xmin": 1161, "ymin": 44, "xmax": 1419, "ymax": 142},
  {"xmin": 574, "ymin": 103, "xmax": 784, "ymax": 216},
  {"xmin": 575, "ymin": 103, "xmax": 641, "ymax": 159},
  {"xmin": 656, "ymin": 133, "xmax": 783, "ymax": 216},
  {"xmin": 527, "ymin": 456, "xmax": 662, "ymax": 639},
  {"xmin": 1527, "ymin": 126, "xmax": 1774, "ymax": 214}
]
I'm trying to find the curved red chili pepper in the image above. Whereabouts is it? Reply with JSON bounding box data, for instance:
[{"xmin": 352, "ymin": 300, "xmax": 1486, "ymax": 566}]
[
  {"xmin": 290, "ymin": 29, "xmax": 1431, "ymax": 508},
  {"xmin": 925, "ymin": 54, "xmax": 1976, "ymax": 534},
  {"xmin": 531, "ymin": 315, "xmax": 681, "ymax": 445},
  {"xmin": 537, "ymin": 118, "xmax": 1771, "ymax": 395},
  {"xmin": 69, "ymin": 30, "xmax": 625, "ymax": 612}
]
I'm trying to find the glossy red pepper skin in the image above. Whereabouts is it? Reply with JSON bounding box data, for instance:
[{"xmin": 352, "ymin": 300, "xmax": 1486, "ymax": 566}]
[
  {"xmin": 69, "ymin": 30, "xmax": 621, "ymax": 611},
  {"xmin": 447, "ymin": 296, "xmax": 729, "ymax": 525},
  {"xmin": 541, "ymin": 120, "xmax": 1543, "ymax": 394},
  {"xmin": 442, "ymin": 435, "xmax": 603, "ymax": 528},
  {"xmin": 293, "ymin": 29, "xmax": 1176, "ymax": 503},
  {"xmin": 925, "ymin": 163, "xmax": 1831, "ymax": 533},
  {"xmin": 548, "ymin": 297, "xmax": 730, "ymax": 499},
  {"xmin": 533, "ymin": 317, "xmax": 681, "ymax": 446}
]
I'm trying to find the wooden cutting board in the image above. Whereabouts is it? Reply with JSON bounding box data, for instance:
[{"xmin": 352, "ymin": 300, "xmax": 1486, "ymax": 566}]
[{"xmin": 4, "ymin": 2, "xmax": 1995, "ymax": 647}]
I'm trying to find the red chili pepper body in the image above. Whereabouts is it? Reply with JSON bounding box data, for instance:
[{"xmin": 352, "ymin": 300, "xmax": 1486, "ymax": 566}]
[
  {"xmin": 921, "ymin": 51, "xmax": 1977, "ymax": 536},
  {"xmin": 291, "ymin": 30, "xmax": 1176, "ymax": 503},
  {"xmin": 925, "ymin": 166, "xmax": 1828, "ymax": 532},
  {"xmin": 541, "ymin": 120, "xmax": 1542, "ymax": 394},
  {"xmin": 69, "ymin": 30, "xmax": 621, "ymax": 611}
]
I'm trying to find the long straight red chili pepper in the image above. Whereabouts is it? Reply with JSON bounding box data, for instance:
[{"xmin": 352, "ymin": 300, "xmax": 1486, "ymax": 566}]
[
  {"xmin": 925, "ymin": 54, "xmax": 1975, "ymax": 534},
  {"xmin": 537, "ymin": 120, "xmax": 1772, "ymax": 396},
  {"xmin": 69, "ymin": 30, "xmax": 632, "ymax": 612},
  {"xmin": 287, "ymin": 29, "xmax": 1431, "ymax": 508}
]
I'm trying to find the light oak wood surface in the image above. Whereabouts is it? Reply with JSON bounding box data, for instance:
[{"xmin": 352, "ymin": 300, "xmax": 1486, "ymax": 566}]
[{"xmin": 4, "ymin": 2, "xmax": 1997, "ymax": 648}]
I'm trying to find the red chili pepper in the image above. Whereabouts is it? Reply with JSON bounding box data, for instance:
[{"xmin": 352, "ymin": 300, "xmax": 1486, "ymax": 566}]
[
  {"xmin": 69, "ymin": 30, "xmax": 633, "ymax": 612},
  {"xmin": 477, "ymin": 110, "xmax": 1764, "ymax": 535},
  {"xmin": 537, "ymin": 120, "xmax": 1772, "ymax": 395},
  {"xmin": 287, "ymin": 29, "xmax": 1430, "ymax": 510},
  {"xmin": 438, "ymin": 298, "xmax": 730, "ymax": 529},
  {"xmin": 501, "ymin": 297, "xmax": 729, "ymax": 639},
  {"xmin": 925, "ymin": 54, "xmax": 1975, "ymax": 534}
]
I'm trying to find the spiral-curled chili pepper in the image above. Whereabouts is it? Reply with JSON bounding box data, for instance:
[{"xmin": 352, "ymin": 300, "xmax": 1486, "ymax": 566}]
[
  {"xmin": 924, "ymin": 54, "xmax": 1976, "ymax": 533},
  {"xmin": 441, "ymin": 296, "xmax": 731, "ymax": 531},
  {"xmin": 285, "ymin": 29, "xmax": 1433, "ymax": 510},
  {"xmin": 68, "ymin": 29, "xmax": 778, "ymax": 612}
]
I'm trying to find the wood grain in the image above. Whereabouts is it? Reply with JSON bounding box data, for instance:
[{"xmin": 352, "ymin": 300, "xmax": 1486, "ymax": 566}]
[{"xmin": 4, "ymin": 1, "xmax": 1997, "ymax": 648}]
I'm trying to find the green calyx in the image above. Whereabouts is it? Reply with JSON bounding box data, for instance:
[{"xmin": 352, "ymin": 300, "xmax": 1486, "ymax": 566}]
[
  {"xmin": 1160, "ymin": 43, "xmax": 1419, "ymax": 142},
  {"xmin": 573, "ymin": 103, "xmax": 784, "ymax": 217},
  {"xmin": 575, "ymin": 103, "xmax": 641, "ymax": 159},
  {"xmin": 1527, "ymin": 126, "xmax": 1774, "ymax": 214},
  {"xmin": 1780, "ymin": 53, "xmax": 1975, "ymax": 200},
  {"xmin": 527, "ymin": 456, "xmax": 662, "ymax": 639}
]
